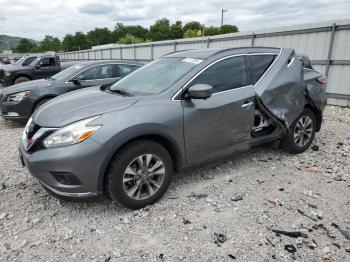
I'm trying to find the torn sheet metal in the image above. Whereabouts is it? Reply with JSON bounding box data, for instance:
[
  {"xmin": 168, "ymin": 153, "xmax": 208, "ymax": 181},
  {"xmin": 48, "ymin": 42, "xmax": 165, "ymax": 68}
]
[{"xmin": 254, "ymin": 48, "xmax": 306, "ymax": 127}]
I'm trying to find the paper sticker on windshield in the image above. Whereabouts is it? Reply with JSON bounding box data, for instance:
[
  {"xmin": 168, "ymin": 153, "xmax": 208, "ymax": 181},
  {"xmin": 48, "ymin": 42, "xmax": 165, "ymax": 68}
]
[{"xmin": 182, "ymin": 58, "xmax": 203, "ymax": 64}]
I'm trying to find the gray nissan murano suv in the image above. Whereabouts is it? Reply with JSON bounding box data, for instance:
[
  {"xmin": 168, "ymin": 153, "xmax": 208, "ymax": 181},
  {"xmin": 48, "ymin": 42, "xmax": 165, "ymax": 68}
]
[{"xmin": 19, "ymin": 47, "xmax": 327, "ymax": 209}]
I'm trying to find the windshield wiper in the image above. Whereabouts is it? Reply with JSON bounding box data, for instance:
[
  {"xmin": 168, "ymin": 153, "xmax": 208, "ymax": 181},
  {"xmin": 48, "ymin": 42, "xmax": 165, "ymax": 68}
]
[{"xmin": 110, "ymin": 89, "xmax": 134, "ymax": 97}]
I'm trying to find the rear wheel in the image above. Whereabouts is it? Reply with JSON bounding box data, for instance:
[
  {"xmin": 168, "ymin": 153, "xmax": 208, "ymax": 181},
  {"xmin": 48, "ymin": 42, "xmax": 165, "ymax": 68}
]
[
  {"xmin": 107, "ymin": 140, "xmax": 173, "ymax": 209},
  {"xmin": 281, "ymin": 109, "xmax": 316, "ymax": 154},
  {"xmin": 14, "ymin": 76, "xmax": 30, "ymax": 85}
]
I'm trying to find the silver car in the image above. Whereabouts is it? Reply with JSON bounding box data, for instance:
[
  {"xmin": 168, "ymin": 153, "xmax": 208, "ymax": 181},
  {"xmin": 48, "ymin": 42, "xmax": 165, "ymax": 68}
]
[{"xmin": 19, "ymin": 47, "xmax": 327, "ymax": 209}]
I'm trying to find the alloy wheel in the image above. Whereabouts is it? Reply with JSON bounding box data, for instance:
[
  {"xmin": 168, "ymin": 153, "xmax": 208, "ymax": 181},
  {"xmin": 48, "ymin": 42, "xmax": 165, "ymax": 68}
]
[
  {"xmin": 122, "ymin": 154, "xmax": 166, "ymax": 200},
  {"xmin": 294, "ymin": 116, "xmax": 313, "ymax": 147}
]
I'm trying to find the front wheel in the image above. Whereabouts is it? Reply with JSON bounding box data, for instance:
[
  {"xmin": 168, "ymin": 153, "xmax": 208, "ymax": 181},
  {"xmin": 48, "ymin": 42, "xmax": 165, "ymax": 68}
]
[
  {"xmin": 107, "ymin": 140, "xmax": 173, "ymax": 209},
  {"xmin": 281, "ymin": 109, "xmax": 316, "ymax": 154}
]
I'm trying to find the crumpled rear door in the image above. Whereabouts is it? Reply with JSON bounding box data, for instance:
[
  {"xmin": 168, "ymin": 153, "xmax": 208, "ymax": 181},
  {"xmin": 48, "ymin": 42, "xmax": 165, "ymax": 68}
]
[{"xmin": 254, "ymin": 48, "xmax": 305, "ymax": 127}]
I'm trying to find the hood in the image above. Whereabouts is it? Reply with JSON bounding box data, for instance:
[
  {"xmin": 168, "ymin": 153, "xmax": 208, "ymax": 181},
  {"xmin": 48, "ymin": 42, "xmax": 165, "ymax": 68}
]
[
  {"xmin": 33, "ymin": 86, "xmax": 141, "ymax": 127},
  {"xmin": 2, "ymin": 79, "xmax": 54, "ymax": 95},
  {"xmin": 0, "ymin": 64, "xmax": 31, "ymax": 72}
]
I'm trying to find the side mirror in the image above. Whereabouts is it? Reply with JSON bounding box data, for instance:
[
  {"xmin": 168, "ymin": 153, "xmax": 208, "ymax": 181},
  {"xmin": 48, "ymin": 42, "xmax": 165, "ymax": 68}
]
[
  {"xmin": 70, "ymin": 75, "xmax": 85, "ymax": 85},
  {"xmin": 186, "ymin": 84, "xmax": 213, "ymax": 100},
  {"xmin": 35, "ymin": 64, "xmax": 41, "ymax": 70}
]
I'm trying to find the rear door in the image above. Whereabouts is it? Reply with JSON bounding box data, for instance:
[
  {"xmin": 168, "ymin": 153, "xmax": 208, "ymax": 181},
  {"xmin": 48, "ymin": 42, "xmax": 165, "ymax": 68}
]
[
  {"xmin": 71, "ymin": 64, "xmax": 117, "ymax": 90},
  {"xmin": 182, "ymin": 55, "xmax": 255, "ymax": 164}
]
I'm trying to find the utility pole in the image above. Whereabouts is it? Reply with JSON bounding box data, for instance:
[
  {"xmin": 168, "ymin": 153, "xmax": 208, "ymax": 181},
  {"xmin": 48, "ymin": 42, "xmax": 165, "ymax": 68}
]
[{"xmin": 221, "ymin": 9, "xmax": 228, "ymax": 27}]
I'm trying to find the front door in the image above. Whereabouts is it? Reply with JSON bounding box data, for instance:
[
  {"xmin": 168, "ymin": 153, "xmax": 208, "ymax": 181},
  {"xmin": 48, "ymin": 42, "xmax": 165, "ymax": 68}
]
[{"xmin": 182, "ymin": 55, "xmax": 255, "ymax": 165}]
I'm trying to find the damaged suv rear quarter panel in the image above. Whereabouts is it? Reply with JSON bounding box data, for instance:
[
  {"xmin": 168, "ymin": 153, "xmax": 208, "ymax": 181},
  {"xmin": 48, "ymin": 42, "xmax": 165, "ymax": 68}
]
[{"xmin": 255, "ymin": 48, "xmax": 306, "ymax": 127}]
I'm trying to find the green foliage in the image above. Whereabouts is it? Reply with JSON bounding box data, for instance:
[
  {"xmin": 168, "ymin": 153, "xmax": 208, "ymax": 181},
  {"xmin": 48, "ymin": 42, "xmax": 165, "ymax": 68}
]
[
  {"xmin": 117, "ymin": 34, "xmax": 145, "ymax": 44},
  {"xmin": 87, "ymin": 27, "xmax": 113, "ymax": 46},
  {"xmin": 40, "ymin": 35, "xmax": 61, "ymax": 52},
  {"xmin": 170, "ymin": 21, "xmax": 183, "ymax": 39},
  {"xmin": 148, "ymin": 18, "xmax": 172, "ymax": 41},
  {"xmin": 12, "ymin": 39, "xmax": 36, "ymax": 53},
  {"xmin": 11, "ymin": 18, "xmax": 239, "ymax": 53},
  {"xmin": 220, "ymin": 24, "xmax": 238, "ymax": 34},
  {"xmin": 183, "ymin": 21, "xmax": 203, "ymax": 32},
  {"xmin": 183, "ymin": 29, "xmax": 198, "ymax": 38}
]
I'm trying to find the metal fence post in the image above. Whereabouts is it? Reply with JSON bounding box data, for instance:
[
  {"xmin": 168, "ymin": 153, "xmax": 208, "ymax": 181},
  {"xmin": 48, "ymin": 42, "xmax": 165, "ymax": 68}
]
[
  {"xmin": 251, "ymin": 33, "xmax": 256, "ymax": 47},
  {"xmin": 94, "ymin": 50, "xmax": 97, "ymax": 60},
  {"xmin": 325, "ymin": 23, "xmax": 336, "ymax": 81},
  {"xmin": 134, "ymin": 45, "xmax": 136, "ymax": 60},
  {"xmin": 101, "ymin": 49, "xmax": 103, "ymax": 60},
  {"xmin": 120, "ymin": 48, "xmax": 123, "ymax": 60},
  {"xmin": 151, "ymin": 44, "xmax": 154, "ymax": 60},
  {"xmin": 110, "ymin": 48, "xmax": 112, "ymax": 59},
  {"xmin": 207, "ymin": 38, "xmax": 210, "ymax": 48},
  {"xmin": 174, "ymin": 41, "xmax": 177, "ymax": 52}
]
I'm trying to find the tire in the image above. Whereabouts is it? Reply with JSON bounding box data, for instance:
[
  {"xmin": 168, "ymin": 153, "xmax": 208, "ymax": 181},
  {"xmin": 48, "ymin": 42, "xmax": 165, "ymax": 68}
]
[
  {"xmin": 14, "ymin": 76, "xmax": 30, "ymax": 85},
  {"xmin": 107, "ymin": 140, "xmax": 173, "ymax": 209},
  {"xmin": 281, "ymin": 109, "xmax": 316, "ymax": 154},
  {"xmin": 33, "ymin": 98, "xmax": 52, "ymax": 113}
]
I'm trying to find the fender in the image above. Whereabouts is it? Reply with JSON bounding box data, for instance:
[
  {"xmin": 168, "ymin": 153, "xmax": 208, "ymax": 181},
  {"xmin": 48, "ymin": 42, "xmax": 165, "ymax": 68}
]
[{"xmin": 96, "ymin": 123, "xmax": 186, "ymax": 192}]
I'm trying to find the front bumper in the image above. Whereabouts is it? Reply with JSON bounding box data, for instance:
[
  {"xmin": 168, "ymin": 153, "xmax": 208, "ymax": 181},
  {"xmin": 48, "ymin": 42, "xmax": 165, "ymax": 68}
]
[
  {"xmin": 0, "ymin": 77, "xmax": 13, "ymax": 87},
  {"xmin": 19, "ymin": 137, "xmax": 108, "ymax": 199},
  {"xmin": 0, "ymin": 97, "xmax": 33, "ymax": 121}
]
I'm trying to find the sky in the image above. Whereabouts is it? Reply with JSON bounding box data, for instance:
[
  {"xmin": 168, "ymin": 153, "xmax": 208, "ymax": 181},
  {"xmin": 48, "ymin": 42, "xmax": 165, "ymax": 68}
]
[{"xmin": 0, "ymin": 0, "xmax": 350, "ymax": 40}]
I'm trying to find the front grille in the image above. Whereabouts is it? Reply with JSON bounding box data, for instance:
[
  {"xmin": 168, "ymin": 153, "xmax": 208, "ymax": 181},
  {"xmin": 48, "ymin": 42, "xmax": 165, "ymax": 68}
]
[{"xmin": 27, "ymin": 122, "xmax": 41, "ymax": 140}]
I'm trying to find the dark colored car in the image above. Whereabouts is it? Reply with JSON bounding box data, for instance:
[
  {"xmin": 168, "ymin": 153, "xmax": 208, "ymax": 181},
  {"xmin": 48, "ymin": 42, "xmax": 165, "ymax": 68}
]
[
  {"xmin": 0, "ymin": 55, "xmax": 60, "ymax": 87},
  {"xmin": 19, "ymin": 47, "xmax": 327, "ymax": 209},
  {"xmin": 0, "ymin": 60, "xmax": 143, "ymax": 121}
]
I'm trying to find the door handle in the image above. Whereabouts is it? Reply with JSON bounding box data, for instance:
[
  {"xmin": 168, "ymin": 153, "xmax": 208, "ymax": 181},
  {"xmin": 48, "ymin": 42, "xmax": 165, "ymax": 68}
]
[{"xmin": 241, "ymin": 101, "xmax": 254, "ymax": 108}]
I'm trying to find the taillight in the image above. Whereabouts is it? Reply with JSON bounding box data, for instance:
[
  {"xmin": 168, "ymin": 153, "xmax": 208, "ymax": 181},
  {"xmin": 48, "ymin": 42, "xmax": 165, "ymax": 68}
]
[{"xmin": 316, "ymin": 75, "xmax": 327, "ymax": 84}]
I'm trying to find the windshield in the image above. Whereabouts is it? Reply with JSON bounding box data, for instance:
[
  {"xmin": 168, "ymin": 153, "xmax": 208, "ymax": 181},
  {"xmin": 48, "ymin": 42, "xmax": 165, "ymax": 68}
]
[
  {"xmin": 110, "ymin": 57, "xmax": 203, "ymax": 95},
  {"xmin": 15, "ymin": 57, "xmax": 26, "ymax": 65},
  {"xmin": 50, "ymin": 64, "xmax": 84, "ymax": 81}
]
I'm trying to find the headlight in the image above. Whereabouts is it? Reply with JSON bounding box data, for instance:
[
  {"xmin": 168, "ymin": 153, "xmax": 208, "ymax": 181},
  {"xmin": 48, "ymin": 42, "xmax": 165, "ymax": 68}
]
[
  {"xmin": 4, "ymin": 71, "xmax": 11, "ymax": 77},
  {"xmin": 7, "ymin": 91, "xmax": 30, "ymax": 102},
  {"xmin": 43, "ymin": 116, "xmax": 102, "ymax": 148}
]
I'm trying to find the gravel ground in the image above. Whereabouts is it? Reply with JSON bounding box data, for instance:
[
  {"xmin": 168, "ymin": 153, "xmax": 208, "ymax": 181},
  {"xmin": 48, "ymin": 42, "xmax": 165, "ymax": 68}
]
[{"xmin": 0, "ymin": 106, "xmax": 349, "ymax": 262}]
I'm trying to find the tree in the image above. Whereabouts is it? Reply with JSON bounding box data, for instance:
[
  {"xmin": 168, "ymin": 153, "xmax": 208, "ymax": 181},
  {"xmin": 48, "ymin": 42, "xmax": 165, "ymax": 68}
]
[
  {"xmin": 183, "ymin": 21, "xmax": 202, "ymax": 32},
  {"xmin": 40, "ymin": 35, "xmax": 61, "ymax": 52},
  {"xmin": 204, "ymin": 26, "xmax": 221, "ymax": 36},
  {"xmin": 170, "ymin": 21, "xmax": 183, "ymax": 39},
  {"xmin": 61, "ymin": 34, "xmax": 75, "ymax": 52},
  {"xmin": 12, "ymin": 39, "xmax": 37, "ymax": 53},
  {"xmin": 87, "ymin": 27, "xmax": 113, "ymax": 46},
  {"xmin": 148, "ymin": 18, "xmax": 172, "ymax": 41},
  {"xmin": 117, "ymin": 34, "xmax": 145, "ymax": 44},
  {"xmin": 220, "ymin": 24, "xmax": 238, "ymax": 34},
  {"xmin": 72, "ymin": 32, "xmax": 89, "ymax": 50},
  {"xmin": 183, "ymin": 29, "xmax": 198, "ymax": 38}
]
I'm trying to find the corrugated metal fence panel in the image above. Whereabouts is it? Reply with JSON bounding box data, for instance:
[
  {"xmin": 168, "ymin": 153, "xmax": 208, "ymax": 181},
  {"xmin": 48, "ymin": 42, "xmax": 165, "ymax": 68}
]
[
  {"xmin": 176, "ymin": 41, "xmax": 208, "ymax": 50},
  {"xmin": 136, "ymin": 46, "xmax": 151, "ymax": 60},
  {"xmin": 332, "ymin": 30, "xmax": 350, "ymax": 60},
  {"xmin": 122, "ymin": 48, "xmax": 134, "ymax": 60},
  {"xmin": 210, "ymin": 38, "xmax": 251, "ymax": 48},
  {"xmin": 153, "ymin": 45, "xmax": 174, "ymax": 59},
  {"xmin": 327, "ymin": 65, "xmax": 350, "ymax": 95},
  {"xmin": 102, "ymin": 49, "xmax": 110, "ymax": 59},
  {"xmin": 111, "ymin": 48, "xmax": 121, "ymax": 59},
  {"xmin": 255, "ymin": 32, "xmax": 330, "ymax": 60}
]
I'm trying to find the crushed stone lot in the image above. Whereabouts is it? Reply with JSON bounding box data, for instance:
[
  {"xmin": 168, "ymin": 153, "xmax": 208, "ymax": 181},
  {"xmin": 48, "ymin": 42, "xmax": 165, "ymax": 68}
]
[{"xmin": 0, "ymin": 106, "xmax": 349, "ymax": 262}]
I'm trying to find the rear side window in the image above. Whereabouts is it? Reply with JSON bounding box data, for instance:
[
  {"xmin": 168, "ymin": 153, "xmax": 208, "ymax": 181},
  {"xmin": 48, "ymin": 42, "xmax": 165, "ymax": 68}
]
[
  {"xmin": 118, "ymin": 64, "xmax": 139, "ymax": 77},
  {"xmin": 78, "ymin": 64, "xmax": 114, "ymax": 80},
  {"xmin": 190, "ymin": 56, "xmax": 247, "ymax": 93},
  {"xmin": 249, "ymin": 55, "xmax": 275, "ymax": 83},
  {"xmin": 40, "ymin": 58, "xmax": 55, "ymax": 67}
]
